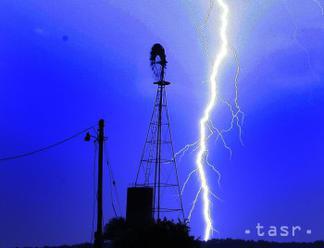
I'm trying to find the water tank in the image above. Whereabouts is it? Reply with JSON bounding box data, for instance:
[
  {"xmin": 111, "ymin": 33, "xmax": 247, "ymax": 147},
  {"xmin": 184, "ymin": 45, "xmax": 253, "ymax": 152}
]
[{"xmin": 126, "ymin": 187, "xmax": 153, "ymax": 226}]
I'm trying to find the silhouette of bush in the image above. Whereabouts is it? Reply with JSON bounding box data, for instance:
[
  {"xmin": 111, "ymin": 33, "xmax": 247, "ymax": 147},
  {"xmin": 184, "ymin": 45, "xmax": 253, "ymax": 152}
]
[
  {"xmin": 104, "ymin": 217, "xmax": 199, "ymax": 248},
  {"xmin": 103, "ymin": 217, "xmax": 128, "ymax": 241}
]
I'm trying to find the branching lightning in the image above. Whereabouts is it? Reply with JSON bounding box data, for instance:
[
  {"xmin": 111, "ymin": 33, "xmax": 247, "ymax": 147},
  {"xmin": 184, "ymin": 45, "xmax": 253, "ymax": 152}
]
[
  {"xmin": 187, "ymin": 187, "xmax": 202, "ymax": 222},
  {"xmin": 178, "ymin": 120, "xmax": 225, "ymax": 195},
  {"xmin": 195, "ymin": 0, "xmax": 229, "ymax": 241},
  {"xmin": 177, "ymin": 0, "xmax": 247, "ymax": 241},
  {"xmin": 178, "ymin": 0, "xmax": 321, "ymax": 242},
  {"xmin": 209, "ymin": 120, "xmax": 232, "ymax": 158},
  {"xmin": 223, "ymin": 47, "xmax": 245, "ymax": 145},
  {"xmin": 175, "ymin": 140, "xmax": 200, "ymax": 163},
  {"xmin": 181, "ymin": 168, "xmax": 198, "ymax": 195}
]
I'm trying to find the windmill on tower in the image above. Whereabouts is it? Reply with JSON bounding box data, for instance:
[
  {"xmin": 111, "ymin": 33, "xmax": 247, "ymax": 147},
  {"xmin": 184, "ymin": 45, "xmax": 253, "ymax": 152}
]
[{"xmin": 126, "ymin": 44, "xmax": 184, "ymax": 225}]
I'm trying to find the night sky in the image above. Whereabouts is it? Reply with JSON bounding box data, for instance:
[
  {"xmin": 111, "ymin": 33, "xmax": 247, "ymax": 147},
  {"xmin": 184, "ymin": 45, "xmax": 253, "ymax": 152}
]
[{"xmin": 0, "ymin": 0, "xmax": 324, "ymax": 247}]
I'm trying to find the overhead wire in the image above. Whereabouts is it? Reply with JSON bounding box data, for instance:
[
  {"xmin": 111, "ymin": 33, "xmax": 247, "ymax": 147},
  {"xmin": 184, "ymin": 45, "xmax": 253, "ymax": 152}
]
[
  {"xmin": 104, "ymin": 144, "xmax": 122, "ymax": 217},
  {"xmin": 0, "ymin": 126, "xmax": 95, "ymax": 162},
  {"xmin": 0, "ymin": 123, "xmax": 105, "ymax": 242}
]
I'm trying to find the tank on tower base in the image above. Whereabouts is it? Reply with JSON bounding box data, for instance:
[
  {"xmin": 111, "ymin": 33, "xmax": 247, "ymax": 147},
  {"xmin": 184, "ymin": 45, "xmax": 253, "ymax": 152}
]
[{"xmin": 126, "ymin": 187, "xmax": 153, "ymax": 226}]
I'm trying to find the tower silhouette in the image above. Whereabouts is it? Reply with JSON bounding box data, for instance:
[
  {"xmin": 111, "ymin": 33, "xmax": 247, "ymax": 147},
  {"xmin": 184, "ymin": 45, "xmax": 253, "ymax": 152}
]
[{"xmin": 134, "ymin": 44, "xmax": 184, "ymax": 221}]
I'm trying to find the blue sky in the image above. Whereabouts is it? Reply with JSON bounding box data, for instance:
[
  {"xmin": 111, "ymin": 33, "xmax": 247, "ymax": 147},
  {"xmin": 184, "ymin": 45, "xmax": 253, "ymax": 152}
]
[{"xmin": 0, "ymin": 0, "xmax": 324, "ymax": 246}]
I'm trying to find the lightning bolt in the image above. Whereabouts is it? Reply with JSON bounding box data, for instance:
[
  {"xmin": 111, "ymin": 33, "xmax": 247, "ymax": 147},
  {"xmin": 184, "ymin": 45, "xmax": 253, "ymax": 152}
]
[
  {"xmin": 179, "ymin": 121, "xmax": 224, "ymax": 196},
  {"xmin": 174, "ymin": 140, "xmax": 200, "ymax": 163},
  {"xmin": 179, "ymin": 0, "xmax": 321, "ymax": 241},
  {"xmin": 178, "ymin": 0, "xmax": 244, "ymax": 240},
  {"xmin": 224, "ymin": 46, "xmax": 245, "ymax": 146},
  {"xmin": 187, "ymin": 187, "xmax": 202, "ymax": 222},
  {"xmin": 195, "ymin": 0, "xmax": 229, "ymax": 241}
]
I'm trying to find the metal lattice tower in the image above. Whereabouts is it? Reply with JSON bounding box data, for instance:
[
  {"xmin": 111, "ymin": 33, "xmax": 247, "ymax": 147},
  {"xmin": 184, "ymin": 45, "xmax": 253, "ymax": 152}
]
[{"xmin": 135, "ymin": 44, "xmax": 185, "ymax": 221}]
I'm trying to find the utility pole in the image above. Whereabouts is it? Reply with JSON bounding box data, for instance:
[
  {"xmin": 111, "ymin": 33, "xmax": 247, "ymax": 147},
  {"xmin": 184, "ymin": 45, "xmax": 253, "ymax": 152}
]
[{"xmin": 94, "ymin": 119, "xmax": 104, "ymax": 248}]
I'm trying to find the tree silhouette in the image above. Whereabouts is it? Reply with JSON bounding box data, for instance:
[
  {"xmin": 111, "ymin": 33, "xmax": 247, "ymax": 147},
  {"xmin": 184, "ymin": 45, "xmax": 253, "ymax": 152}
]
[{"xmin": 104, "ymin": 217, "xmax": 199, "ymax": 248}]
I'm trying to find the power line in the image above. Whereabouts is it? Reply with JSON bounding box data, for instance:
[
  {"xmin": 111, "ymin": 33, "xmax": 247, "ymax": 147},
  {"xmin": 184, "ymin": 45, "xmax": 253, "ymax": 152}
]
[
  {"xmin": 107, "ymin": 160, "xmax": 118, "ymax": 217},
  {"xmin": 0, "ymin": 125, "xmax": 95, "ymax": 162},
  {"xmin": 104, "ymin": 144, "xmax": 122, "ymax": 217}
]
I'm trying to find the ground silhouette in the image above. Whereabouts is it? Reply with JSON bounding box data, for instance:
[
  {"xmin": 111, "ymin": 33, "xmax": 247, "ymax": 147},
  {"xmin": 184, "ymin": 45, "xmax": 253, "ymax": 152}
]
[
  {"xmin": 103, "ymin": 217, "xmax": 199, "ymax": 248},
  {"xmin": 202, "ymin": 239, "xmax": 324, "ymax": 248},
  {"xmin": 39, "ymin": 218, "xmax": 324, "ymax": 248},
  {"xmin": 44, "ymin": 239, "xmax": 324, "ymax": 248}
]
